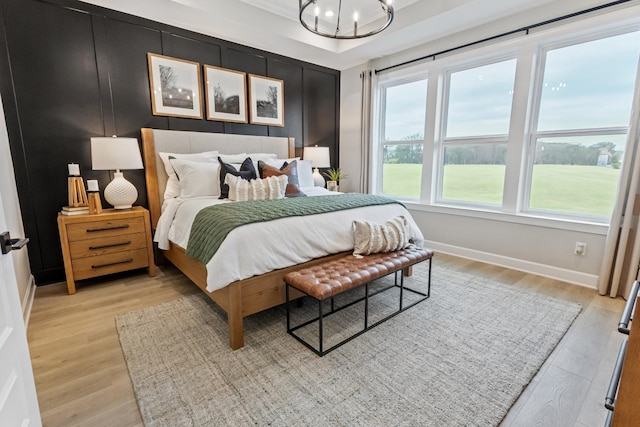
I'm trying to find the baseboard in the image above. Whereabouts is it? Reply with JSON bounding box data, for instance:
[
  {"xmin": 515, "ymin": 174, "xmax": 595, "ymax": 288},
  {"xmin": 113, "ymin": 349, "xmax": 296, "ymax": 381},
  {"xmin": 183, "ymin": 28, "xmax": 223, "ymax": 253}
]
[
  {"xmin": 21, "ymin": 274, "xmax": 36, "ymax": 329},
  {"xmin": 426, "ymin": 241, "xmax": 598, "ymax": 289}
]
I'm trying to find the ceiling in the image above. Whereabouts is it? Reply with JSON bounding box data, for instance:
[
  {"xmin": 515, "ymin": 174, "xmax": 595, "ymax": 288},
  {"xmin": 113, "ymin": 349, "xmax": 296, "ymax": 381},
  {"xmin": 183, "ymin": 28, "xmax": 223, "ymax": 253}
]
[{"xmin": 80, "ymin": 0, "xmax": 582, "ymax": 70}]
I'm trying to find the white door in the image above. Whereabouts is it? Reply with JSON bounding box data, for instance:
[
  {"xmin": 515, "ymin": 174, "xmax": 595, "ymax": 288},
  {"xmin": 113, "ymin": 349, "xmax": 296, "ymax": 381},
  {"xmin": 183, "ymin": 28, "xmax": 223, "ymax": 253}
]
[{"xmin": 0, "ymin": 185, "xmax": 41, "ymax": 425}]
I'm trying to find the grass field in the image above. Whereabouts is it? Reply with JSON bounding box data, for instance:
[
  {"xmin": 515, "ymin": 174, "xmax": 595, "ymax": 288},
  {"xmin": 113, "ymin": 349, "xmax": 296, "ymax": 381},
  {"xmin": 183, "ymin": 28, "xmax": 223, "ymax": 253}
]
[{"xmin": 382, "ymin": 163, "xmax": 620, "ymax": 217}]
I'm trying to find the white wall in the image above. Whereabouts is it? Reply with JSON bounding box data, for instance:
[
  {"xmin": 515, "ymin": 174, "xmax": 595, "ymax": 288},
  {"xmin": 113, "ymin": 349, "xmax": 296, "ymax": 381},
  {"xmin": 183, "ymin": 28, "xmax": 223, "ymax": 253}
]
[
  {"xmin": 0, "ymin": 93, "xmax": 33, "ymax": 315},
  {"xmin": 339, "ymin": 2, "xmax": 639, "ymax": 288}
]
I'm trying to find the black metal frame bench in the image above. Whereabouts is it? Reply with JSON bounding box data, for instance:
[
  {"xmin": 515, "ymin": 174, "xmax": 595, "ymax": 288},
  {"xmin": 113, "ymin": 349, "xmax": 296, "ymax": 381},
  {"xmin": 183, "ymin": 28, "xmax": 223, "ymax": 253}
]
[{"xmin": 284, "ymin": 245, "xmax": 433, "ymax": 356}]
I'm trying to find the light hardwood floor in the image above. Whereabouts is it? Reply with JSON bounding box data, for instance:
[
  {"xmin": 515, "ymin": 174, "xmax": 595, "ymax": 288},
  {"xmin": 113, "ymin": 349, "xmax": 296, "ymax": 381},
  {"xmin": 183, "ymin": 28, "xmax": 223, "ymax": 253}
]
[{"xmin": 27, "ymin": 253, "xmax": 626, "ymax": 427}]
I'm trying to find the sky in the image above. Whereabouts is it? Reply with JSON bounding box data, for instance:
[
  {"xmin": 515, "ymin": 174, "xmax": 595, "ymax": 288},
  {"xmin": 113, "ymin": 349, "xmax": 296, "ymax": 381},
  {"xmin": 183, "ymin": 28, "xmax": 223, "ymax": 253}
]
[{"xmin": 384, "ymin": 30, "xmax": 640, "ymax": 145}]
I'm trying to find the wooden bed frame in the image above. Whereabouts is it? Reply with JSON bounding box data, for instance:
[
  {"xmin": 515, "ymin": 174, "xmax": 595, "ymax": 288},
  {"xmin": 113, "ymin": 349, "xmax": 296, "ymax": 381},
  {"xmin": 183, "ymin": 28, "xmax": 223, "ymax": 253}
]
[{"xmin": 140, "ymin": 128, "xmax": 348, "ymax": 349}]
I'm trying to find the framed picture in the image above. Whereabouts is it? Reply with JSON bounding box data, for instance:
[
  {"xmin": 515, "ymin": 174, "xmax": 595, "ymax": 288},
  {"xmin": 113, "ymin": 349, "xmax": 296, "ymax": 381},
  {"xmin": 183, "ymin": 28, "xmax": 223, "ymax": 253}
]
[
  {"xmin": 147, "ymin": 53, "xmax": 203, "ymax": 119},
  {"xmin": 248, "ymin": 74, "xmax": 284, "ymax": 127},
  {"xmin": 204, "ymin": 65, "xmax": 247, "ymax": 123}
]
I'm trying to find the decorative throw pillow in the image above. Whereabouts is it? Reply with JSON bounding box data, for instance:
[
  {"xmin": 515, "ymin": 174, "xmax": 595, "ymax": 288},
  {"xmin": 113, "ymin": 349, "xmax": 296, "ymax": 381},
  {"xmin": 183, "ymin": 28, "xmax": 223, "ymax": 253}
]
[
  {"xmin": 225, "ymin": 174, "xmax": 288, "ymax": 201},
  {"xmin": 352, "ymin": 215, "xmax": 411, "ymax": 256},
  {"xmin": 218, "ymin": 157, "xmax": 257, "ymax": 199},
  {"xmin": 258, "ymin": 160, "xmax": 306, "ymax": 197}
]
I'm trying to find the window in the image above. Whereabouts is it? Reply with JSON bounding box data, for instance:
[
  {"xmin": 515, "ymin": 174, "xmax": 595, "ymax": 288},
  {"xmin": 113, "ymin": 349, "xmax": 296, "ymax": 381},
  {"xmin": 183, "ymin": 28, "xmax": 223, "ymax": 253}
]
[
  {"xmin": 374, "ymin": 16, "xmax": 640, "ymax": 225},
  {"xmin": 527, "ymin": 31, "xmax": 640, "ymax": 219},
  {"xmin": 439, "ymin": 59, "xmax": 516, "ymax": 206},
  {"xmin": 379, "ymin": 78, "xmax": 427, "ymax": 198}
]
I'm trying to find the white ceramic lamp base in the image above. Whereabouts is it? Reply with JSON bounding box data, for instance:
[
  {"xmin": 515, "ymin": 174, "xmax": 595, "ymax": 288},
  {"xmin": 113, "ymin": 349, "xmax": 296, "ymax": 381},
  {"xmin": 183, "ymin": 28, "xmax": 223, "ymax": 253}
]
[
  {"xmin": 312, "ymin": 168, "xmax": 325, "ymax": 187},
  {"xmin": 104, "ymin": 171, "xmax": 138, "ymax": 209}
]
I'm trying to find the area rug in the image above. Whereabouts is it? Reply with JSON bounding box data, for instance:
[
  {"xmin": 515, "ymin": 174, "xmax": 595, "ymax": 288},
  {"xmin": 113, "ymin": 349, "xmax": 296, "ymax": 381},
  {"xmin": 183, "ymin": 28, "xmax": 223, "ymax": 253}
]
[{"xmin": 116, "ymin": 262, "xmax": 582, "ymax": 426}]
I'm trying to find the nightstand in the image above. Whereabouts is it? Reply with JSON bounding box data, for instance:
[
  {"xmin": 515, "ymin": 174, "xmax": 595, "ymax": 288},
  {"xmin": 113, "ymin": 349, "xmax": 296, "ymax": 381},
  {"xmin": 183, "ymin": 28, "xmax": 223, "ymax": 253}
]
[{"xmin": 57, "ymin": 206, "xmax": 155, "ymax": 294}]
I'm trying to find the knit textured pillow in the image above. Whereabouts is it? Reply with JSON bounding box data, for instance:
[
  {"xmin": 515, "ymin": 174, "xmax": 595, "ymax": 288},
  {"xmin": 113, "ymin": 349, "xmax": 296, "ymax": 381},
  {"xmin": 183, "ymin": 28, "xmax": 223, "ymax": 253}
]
[
  {"xmin": 352, "ymin": 215, "xmax": 411, "ymax": 256},
  {"xmin": 225, "ymin": 174, "xmax": 288, "ymax": 201}
]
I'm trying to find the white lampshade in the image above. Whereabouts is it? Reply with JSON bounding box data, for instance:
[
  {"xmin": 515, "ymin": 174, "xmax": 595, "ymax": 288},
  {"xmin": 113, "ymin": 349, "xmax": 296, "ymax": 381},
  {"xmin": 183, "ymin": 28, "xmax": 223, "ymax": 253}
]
[
  {"xmin": 303, "ymin": 146, "xmax": 330, "ymax": 187},
  {"xmin": 91, "ymin": 137, "xmax": 143, "ymax": 209}
]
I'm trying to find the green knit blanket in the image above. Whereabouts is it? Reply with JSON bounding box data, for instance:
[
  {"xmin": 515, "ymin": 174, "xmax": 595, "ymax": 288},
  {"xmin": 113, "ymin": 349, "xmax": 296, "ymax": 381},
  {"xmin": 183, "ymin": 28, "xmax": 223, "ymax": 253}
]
[{"xmin": 185, "ymin": 193, "xmax": 403, "ymax": 264}]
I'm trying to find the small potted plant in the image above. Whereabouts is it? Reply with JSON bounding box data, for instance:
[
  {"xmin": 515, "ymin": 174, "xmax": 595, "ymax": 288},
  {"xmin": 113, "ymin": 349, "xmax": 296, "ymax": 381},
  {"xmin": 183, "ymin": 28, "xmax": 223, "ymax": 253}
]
[{"xmin": 323, "ymin": 168, "xmax": 348, "ymax": 192}]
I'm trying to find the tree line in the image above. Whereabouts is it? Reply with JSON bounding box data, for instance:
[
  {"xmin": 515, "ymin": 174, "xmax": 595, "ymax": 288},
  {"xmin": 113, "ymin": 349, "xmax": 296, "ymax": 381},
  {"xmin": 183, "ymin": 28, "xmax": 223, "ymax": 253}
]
[{"xmin": 384, "ymin": 137, "xmax": 620, "ymax": 168}]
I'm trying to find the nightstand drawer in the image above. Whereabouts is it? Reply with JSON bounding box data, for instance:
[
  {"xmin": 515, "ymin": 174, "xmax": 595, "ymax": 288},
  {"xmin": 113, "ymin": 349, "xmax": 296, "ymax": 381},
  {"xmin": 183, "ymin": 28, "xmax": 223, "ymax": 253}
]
[
  {"xmin": 71, "ymin": 248, "xmax": 149, "ymax": 280},
  {"xmin": 66, "ymin": 217, "xmax": 145, "ymax": 242},
  {"xmin": 69, "ymin": 232, "xmax": 148, "ymax": 259}
]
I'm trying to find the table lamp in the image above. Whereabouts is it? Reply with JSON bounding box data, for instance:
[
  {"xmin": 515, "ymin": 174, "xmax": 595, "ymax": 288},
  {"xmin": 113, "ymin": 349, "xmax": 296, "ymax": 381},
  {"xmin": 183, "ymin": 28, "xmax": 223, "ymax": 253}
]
[
  {"xmin": 303, "ymin": 145, "xmax": 330, "ymax": 187},
  {"xmin": 90, "ymin": 136, "xmax": 143, "ymax": 209}
]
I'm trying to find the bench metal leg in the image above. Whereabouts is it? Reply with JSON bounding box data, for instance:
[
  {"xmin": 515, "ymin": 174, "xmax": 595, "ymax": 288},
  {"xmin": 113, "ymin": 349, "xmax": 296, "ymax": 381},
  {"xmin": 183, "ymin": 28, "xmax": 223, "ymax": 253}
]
[
  {"xmin": 428, "ymin": 257, "xmax": 432, "ymax": 297},
  {"xmin": 364, "ymin": 282, "xmax": 369, "ymax": 329},
  {"xmin": 318, "ymin": 299, "xmax": 323, "ymax": 355},
  {"xmin": 285, "ymin": 283, "xmax": 291, "ymax": 332}
]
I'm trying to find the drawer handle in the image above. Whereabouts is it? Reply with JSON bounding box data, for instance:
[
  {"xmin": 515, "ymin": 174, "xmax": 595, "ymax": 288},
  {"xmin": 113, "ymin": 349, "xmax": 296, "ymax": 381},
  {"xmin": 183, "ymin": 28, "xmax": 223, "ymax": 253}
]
[
  {"xmin": 88, "ymin": 241, "xmax": 131, "ymax": 250},
  {"xmin": 86, "ymin": 224, "xmax": 130, "ymax": 233},
  {"xmin": 618, "ymin": 280, "xmax": 639, "ymax": 334},
  {"xmin": 605, "ymin": 339, "xmax": 628, "ymax": 411},
  {"xmin": 91, "ymin": 258, "xmax": 133, "ymax": 269}
]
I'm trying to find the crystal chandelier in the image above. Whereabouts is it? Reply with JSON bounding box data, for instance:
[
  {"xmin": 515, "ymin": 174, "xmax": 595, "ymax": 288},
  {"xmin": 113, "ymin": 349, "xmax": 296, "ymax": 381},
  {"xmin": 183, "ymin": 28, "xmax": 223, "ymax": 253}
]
[{"xmin": 299, "ymin": 0, "xmax": 394, "ymax": 40}]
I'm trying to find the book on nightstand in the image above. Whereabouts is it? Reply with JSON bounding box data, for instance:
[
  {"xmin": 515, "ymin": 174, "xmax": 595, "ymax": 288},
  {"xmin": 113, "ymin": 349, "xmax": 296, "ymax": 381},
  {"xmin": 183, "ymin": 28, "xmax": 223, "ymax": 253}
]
[{"xmin": 60, "ymin": 206, "xmax": 90, "ymax": 215}]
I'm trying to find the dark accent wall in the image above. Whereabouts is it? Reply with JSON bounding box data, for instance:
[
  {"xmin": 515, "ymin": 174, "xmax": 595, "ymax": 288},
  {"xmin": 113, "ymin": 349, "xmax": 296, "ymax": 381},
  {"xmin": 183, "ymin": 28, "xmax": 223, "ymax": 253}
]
[{"xmin": 0, "ymin": 0, "xmax": 340, "ymax": 284}]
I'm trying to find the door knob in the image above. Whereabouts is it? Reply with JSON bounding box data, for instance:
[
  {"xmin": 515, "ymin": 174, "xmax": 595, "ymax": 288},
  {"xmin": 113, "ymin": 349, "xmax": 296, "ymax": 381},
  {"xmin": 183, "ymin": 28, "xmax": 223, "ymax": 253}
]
[{"xmin": 1, "ymin": 231, "xmax": 29, "ymax": 255}]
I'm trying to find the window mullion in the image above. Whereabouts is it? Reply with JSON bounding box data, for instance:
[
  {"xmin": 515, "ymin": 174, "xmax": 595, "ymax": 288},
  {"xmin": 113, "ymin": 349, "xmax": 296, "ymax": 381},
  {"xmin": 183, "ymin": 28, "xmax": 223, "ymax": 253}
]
[
  {"xmin": 421, "ymin": 68, "xmax": 439, "ymax": 203},
  {"xmin": 503, "ymin": 44, "xmax": 537, "ymax": 214}
]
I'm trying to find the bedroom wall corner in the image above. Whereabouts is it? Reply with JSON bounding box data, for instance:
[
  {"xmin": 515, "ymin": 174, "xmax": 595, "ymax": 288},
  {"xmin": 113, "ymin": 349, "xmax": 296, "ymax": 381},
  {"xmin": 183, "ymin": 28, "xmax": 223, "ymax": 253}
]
[{"xmin": 339, "ymin": 64, "xmax": 367, "ymax": 193}]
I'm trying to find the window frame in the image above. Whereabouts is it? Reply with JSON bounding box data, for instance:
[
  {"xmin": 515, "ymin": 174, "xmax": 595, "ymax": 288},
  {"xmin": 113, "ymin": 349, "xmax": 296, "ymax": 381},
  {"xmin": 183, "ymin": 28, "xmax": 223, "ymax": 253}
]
[
  {"xmin": 436, "ymin": 55, "xmax": 517, "ymax": 209},
  {"xmin": 522, "ymin": 29, "xmax": 640, "ymax": 221},
  {"xmin": 376, "ymin": 73, "xmax": 428, "ymax": 198},
  {"xmin": 371, "ymin": 14, "xmax": 640, "ymax": 226}
]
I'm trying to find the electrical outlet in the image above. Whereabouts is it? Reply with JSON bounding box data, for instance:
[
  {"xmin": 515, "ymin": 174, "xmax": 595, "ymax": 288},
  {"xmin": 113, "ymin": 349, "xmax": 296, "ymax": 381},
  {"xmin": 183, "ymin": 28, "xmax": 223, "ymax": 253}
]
[{"xmin": 574, "ymin": 242, "xmax": 587, "ymax": 256}]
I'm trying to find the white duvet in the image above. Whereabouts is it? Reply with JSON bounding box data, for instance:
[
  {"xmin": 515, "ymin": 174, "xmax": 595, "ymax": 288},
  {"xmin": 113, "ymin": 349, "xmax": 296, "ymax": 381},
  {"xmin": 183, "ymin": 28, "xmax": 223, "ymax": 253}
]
[{"xmin": 154, "ymin": 187, "xmax": 424, "ymax": 292}]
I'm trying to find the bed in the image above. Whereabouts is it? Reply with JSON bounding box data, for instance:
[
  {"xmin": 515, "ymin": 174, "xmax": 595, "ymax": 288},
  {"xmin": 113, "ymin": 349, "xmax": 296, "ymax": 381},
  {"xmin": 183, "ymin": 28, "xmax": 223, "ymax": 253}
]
[{"xmin": 141, "ymin": 128, "xmax": 424, "ymax": 349}]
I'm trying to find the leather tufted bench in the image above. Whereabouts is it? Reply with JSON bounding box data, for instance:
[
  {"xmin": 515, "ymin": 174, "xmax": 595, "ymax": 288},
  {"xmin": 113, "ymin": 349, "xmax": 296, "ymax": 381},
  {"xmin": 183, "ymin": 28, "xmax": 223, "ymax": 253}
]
[{"xmin": 284, "ymin": 245, "xmax": 433, "ymax": 356}]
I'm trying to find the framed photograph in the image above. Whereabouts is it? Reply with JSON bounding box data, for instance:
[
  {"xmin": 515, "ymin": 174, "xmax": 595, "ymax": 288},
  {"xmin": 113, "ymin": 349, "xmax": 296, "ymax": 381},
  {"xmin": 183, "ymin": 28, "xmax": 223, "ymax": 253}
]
[
  {"xmin": 147, "ymin": 53, "xmax": 203, "ymax": 119},
  {"xmin": 204, "ymin": 65, "xmax": 247, "ymax": 123},
  {"xmin": 248, "ymin": 74, "xmax": 284, "ymax": 127}
]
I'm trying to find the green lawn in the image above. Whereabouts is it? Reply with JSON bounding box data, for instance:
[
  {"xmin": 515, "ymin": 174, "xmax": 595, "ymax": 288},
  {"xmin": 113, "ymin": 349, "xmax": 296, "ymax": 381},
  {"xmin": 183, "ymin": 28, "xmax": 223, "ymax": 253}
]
[{"xmin": 382, "ymin": 163, "xmax": 620, "ymax": 217}]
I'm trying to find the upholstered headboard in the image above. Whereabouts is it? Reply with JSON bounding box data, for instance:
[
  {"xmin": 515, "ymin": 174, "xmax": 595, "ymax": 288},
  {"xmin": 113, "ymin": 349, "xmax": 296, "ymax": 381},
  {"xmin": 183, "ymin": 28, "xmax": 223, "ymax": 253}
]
[{"xmin": 140, "ymin": 128, "xmax": 295, "ymax": 229}]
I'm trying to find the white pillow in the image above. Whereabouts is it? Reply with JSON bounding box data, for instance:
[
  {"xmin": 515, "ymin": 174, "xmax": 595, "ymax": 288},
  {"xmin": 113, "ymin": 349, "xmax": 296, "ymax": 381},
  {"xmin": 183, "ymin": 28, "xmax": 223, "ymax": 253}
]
[
  {"xmin": 262, "ymin": 157, "xmax": 300, "ymax": 169},
  {"xmin": 225, "ymin": 173, "xmax": 287, "ymax": 201},
  {"xmin": 159, "ymin": 150, "xmax": 218, "ymax": 199},
  {"xmin": 248, "ymin": 152, "xmax": 278, "ymax": 161},
  {"xmin": 248, "ymin": 152, "xmax": 278, "ymax": 172},
  {"xmin": 297, "ymin": 159, "xmax": 314, "ymax": 188},
  {"xmin": 169, "ymin": 158, "xmax": 220, "ymax": 198},
  {"xmin": 218, "ymin": 153, "xmax": 248, "ymax": 164}
]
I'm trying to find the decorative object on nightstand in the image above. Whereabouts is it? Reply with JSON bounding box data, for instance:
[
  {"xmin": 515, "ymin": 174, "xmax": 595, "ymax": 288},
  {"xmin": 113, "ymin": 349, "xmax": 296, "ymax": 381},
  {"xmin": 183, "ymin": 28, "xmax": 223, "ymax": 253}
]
[
  {"xmin": 91, "ymin": 136, "xmax": 144, "ymax": 210},
  {"xmin": 323, "ymin": 168, "xmax": 348, "ymax": 192},
  {"xmin": 86, "ymin": 180, "xmax": 103, "ymax": 214},
  {"xmin": 57, "ymin": 207, "xmax": 155, "ymax": 294},
  {"xmin": 66, "ymin": 163, "xmax": 89, "ymax": 209},
  {"xmin": 303, "ymin": 145, "xmax": 330, "ymax": 187}
]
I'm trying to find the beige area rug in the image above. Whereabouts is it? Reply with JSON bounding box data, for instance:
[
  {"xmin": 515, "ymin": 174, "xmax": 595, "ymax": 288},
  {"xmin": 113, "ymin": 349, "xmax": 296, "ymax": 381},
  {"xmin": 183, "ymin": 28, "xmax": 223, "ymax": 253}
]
[{"xmin": 116, "ymin": 262, "xmax": 581, "ymax": 426}]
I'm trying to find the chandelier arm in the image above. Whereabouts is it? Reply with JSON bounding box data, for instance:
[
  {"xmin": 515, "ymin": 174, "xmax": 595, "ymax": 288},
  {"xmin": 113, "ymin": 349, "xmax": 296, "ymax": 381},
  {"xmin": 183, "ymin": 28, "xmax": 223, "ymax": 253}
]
[{"xmin": 335, "ymin": 0, "xmax": 343, "ymax": 37}]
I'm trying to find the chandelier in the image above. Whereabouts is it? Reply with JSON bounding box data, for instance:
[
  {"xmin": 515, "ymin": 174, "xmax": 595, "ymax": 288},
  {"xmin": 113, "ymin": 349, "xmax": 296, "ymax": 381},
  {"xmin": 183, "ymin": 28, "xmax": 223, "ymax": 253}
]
[{"xmin": 299, "ymin": 0, "xmax": 394, "ymax": 40}]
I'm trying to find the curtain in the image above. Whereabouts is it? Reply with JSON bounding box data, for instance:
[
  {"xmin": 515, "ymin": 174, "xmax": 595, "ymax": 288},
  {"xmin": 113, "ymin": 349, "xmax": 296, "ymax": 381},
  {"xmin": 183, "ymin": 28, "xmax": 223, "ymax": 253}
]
[
  {"xmin": 599, "ymin": 61, "xmax": 640, "ymax": 298},
  {"xmin": 359, "ymin": 69, "xmax": 373, "ymax": 194}
]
